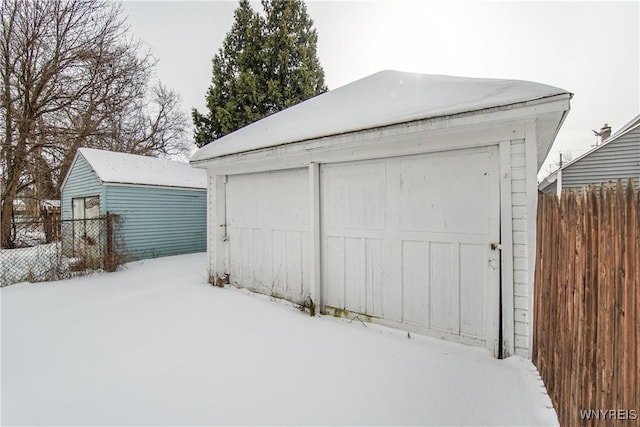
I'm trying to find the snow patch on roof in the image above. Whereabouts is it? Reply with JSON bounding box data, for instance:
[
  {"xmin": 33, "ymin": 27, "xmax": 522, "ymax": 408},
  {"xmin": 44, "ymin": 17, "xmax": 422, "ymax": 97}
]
[
  {"xmin": 79, "ymin": 148, "xmax": 206, "ymax": 189},
  {"xmin": 191, "ymin": 70, "xmax": 570, "ymax": 162},
  {"xmin": 42, "ymin": 199, "xmax": 60, "ymax": 208}
]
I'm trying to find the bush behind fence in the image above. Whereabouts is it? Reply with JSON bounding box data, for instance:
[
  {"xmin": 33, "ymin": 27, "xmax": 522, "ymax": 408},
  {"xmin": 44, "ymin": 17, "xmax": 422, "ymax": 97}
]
[
  {"xmin": 0, "ymin": 214, "xmax": 124, "ymax": 287},
  {"xmin": 533, "ymin": 180, "xmax": 639, "ymax": 426}
]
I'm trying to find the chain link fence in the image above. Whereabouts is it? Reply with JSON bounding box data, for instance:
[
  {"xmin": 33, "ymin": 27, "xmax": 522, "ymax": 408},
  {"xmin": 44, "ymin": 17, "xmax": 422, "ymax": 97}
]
[{"xmin": 0, "ymin": 214, "xmax": 124, "ymax": 287}]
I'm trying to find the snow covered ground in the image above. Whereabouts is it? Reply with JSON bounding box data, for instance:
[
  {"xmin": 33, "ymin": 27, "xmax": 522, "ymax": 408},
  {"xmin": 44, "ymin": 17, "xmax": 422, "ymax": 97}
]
[
  {"xmin": 0, "ymin": 243, "xmax": 65, "ymax": 287},
  {"xmin": 1, "ymin": 253, "xmax": 557, "ymax": 426}
]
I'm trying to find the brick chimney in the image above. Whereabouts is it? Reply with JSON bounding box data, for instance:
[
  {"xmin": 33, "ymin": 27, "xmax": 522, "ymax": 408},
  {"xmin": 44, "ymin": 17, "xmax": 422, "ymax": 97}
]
[{"xmin": 600, "ymin": 123, "xmax": 612, "ymax": 142}]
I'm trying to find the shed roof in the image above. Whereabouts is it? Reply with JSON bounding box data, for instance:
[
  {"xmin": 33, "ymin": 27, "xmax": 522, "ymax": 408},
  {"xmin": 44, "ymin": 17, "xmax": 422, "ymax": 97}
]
[
  {"xmin": 77, "ymin": 148, "xmax": 206, "ymax": 189},
  {"xmin": 191, "ymin": 70, "xmax": 570, "ymax": 163}
]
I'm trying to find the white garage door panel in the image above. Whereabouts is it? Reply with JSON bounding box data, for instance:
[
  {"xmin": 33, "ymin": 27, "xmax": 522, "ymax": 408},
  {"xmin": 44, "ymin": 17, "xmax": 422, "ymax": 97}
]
[
  {"xmin": 344, "ymin": 237, "xmax": 365, "ymax": 313},
  {"xmin": 326, "ymin": 236, "xmax": 345, "ymax": 307},
  {"xmin": 428, "ymin": 241, "xmax": 455, "ymax": 332},
  {"xmin": 241, "ymin": 228, "xmax": 254, "ymax": 283},
  {"xmin": 323, "ymin": 162, "xmax": 386, "ymax": 229},
  {"xmin": 460, "ymin": 243, "xmax": 486, "ymax": 339},
  {"xmin": 399, "ymin": 151, "xmax": 492, "ymax": 235},
  {"xmin": 365, "ymin": 239, "xmax": 384, "ymax": 317},
  {"xmin": 321, "ymin": 147, "xmax": 499, "ymax": 350},
  {"xmin": 401, "ymin": 240, "xmax": 426, "ymax": 326},
  {"xmin": 322, "ymin": 161, "xmax": 388, "ymax": 315},
  {"xmin": 324, "ymin": 235, "xmax": 385, "ymax": 316},
  {"xmin": 227, "ymin": 168, "xmax": 310, "ymax": 301}
]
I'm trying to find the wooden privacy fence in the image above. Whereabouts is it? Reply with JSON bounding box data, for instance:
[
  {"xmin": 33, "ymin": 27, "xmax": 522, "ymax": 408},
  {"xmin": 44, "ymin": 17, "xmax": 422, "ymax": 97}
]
[{"xmin": 533, "ymin": 180, "xmax": 639, "ymax": 427}]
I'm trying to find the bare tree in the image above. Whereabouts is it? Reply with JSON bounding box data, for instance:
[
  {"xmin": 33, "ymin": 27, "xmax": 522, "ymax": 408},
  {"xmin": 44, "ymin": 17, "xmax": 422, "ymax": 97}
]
[
  {"xmin": 0, "ymin": 0, "xmax": 188, "ymax": 248},
  {"xmin": 90, "ymin": 82, "xmax": 189, "ymax": 157}
]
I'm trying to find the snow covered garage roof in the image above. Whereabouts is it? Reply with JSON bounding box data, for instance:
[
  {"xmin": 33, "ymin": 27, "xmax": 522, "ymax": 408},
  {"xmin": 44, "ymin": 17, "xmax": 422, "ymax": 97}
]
[
  {"xmin": 191, "ymin": 70, "xmax": 571, "ymax": 163},
  {"xmin": 75, "ymin": 148, "xmax": 206, "ymax": 189}
]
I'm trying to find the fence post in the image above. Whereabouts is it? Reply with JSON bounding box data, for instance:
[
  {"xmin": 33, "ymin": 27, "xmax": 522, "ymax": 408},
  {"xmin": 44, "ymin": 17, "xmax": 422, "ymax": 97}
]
[{"xmin": 105, "ymin": 212, "xmax": 113, "ymax": 271}]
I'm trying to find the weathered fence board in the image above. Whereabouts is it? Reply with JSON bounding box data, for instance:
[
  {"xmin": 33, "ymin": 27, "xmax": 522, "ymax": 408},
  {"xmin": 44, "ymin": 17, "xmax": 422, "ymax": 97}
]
[{"xmin": 534, "ymin": 180, "xmax": 639, "ymax": 426}]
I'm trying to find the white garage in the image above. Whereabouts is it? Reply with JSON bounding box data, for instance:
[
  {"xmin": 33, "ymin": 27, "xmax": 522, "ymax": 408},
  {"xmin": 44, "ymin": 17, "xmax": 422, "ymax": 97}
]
[{"xmin": 191, "ymin": 71, "xmax": 571, "ymax": 358}]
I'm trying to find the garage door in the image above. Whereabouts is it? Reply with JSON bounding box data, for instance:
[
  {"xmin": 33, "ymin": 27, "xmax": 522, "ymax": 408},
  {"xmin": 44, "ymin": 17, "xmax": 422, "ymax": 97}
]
[
  {"xmin": 321, "ymin": 146, "xmax": 500, "ymax": 352},
  {"xmin": 226, "ymin": 168, "xmax": 311, "ymax": 303}
]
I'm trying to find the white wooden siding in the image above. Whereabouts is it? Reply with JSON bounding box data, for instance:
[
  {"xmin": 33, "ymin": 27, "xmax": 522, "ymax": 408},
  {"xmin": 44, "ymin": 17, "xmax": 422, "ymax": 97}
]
[
  {"xmin": 510, "ymin": 139, "xmax": 531, "ymax": 357},
  {"xmin": 226, "ymin": 168, "xmax": 311, "ymax": 303}
]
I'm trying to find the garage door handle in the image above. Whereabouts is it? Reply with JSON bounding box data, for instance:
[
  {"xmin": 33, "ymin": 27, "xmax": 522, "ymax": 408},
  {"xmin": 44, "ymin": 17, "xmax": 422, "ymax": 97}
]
[{"xmin": 490, "ymin": 242, "xmax": 502, "ymax": 250}]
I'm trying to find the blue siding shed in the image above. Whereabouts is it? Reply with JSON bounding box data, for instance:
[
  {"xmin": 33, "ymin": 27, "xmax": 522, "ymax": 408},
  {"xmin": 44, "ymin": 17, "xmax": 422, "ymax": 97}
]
[
  {"xmin": 60, "ymin": 154, "xmax": 106, "ymax": 218},
  {"xmin": 61, "ymin": 148, "xmax": 207, "ymax": 261}
]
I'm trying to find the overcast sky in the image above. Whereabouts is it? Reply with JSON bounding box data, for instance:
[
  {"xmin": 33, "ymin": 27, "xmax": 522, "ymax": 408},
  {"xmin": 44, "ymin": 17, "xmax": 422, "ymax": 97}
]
[{"xmin": 121, "ymin": 0, "xmax": 639, "ymax": 177}]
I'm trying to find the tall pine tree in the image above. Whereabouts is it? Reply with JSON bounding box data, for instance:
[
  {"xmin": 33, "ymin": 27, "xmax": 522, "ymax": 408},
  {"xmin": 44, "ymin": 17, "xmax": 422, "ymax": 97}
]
[
  {"xmin": 192, "ymin": 0, "xmax": 326, "ymax": 147},
  {"xmin": 262, "ymin": 0, "xmax": 326, "ymax": 114},
  {"xmin": 192, "ymin": 0, "xmax": 264, "ymax": 147}
]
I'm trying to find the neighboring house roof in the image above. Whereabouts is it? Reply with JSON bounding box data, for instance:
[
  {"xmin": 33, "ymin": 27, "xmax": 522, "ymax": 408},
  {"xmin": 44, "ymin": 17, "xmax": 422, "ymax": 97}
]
[
  {"xmin": 71, "ymin": 148, "xmax": 206, "ymax": 190},
  {"xmin": 559, "ymin": 113, "xmax": 640, "ymax": 170},
  {"xmin": 607, "ymin": 113, "xmax": 640, "ymax": 141},
  {"xmin": 538, "ymin": 113, "xmax": 640, "ymax": 191},
  {"xmin": 538, "ymin": 170, "xmax": 558, "ymax": 192},
  {"xmin": 191, "ymin": 70, "xmax": 571, "ymax": 163}
]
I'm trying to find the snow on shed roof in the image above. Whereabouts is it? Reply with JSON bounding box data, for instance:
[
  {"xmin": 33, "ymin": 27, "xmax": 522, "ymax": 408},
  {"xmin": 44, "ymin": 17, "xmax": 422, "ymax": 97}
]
[
  {"xmin": 78, "ymin": 148, "xmax": 206, "ymax": 189},
  {"xmin": 191, "ymin": 70, "xmax": 570, "ymax": 162}
]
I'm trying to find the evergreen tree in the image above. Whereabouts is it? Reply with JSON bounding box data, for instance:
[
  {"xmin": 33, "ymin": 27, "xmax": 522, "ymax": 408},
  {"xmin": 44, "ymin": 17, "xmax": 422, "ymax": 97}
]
[
  {"xmin": 192, "ymin": 0, "xmax": 326, "ymax": 147},
  {"xmin": 262, "ymin": 0, "xmax": 327, "ymax": 114},
  {"xmin": 192, "ymin": 0, "xmax": 264, "ymax": 146}
]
